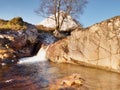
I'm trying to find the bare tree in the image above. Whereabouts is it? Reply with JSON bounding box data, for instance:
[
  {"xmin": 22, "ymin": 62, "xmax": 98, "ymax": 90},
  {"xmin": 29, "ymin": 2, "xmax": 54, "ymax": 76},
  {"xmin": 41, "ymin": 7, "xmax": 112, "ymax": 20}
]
[{"xmin": 36, "ymin": 0, "xmax": 87, "ymax": 32}]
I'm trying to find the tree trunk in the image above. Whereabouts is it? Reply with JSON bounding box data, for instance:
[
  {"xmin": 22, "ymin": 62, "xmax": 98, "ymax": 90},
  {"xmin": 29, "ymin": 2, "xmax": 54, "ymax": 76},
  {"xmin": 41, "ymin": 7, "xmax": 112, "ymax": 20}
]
[{"xmin": 54, "ymin": 0, "xmax": 61, "ymax": 38}]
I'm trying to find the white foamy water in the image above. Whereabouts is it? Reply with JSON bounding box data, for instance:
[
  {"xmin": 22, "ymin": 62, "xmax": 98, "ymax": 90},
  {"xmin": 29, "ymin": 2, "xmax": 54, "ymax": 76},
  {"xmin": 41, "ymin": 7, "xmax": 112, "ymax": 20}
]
[
  {"xmin": 18, "ymin": 46, "xmax": 49, "ymax": 64},
  {"xmin": 5, "ymin": 79, "xmax": 14, "ymax": 83}
]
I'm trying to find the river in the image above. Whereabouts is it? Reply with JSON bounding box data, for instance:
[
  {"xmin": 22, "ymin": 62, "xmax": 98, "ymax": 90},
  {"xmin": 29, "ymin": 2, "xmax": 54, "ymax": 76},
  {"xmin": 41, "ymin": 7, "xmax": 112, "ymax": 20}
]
[{"xmin": 0, "ymin": 61, "xmax": 120, "ymax": 90}]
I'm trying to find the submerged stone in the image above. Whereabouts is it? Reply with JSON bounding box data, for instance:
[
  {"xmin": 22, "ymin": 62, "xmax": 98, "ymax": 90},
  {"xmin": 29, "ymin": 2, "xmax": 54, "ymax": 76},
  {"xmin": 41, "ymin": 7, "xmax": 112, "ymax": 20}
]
[{"xmin": 49, "ymin": 73, "xmax": 87, "ymax": 90}]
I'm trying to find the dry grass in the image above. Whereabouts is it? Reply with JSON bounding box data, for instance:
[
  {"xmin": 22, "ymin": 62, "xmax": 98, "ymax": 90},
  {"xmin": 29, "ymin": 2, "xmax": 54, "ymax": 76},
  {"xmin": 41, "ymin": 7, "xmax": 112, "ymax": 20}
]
[
  {"xmin": 36, "ymin": 25, "xmax": 55, "ymax": 31},
  {"xmin": 0, "ymin": 17, "xmax": 27, "ymax": 31}
]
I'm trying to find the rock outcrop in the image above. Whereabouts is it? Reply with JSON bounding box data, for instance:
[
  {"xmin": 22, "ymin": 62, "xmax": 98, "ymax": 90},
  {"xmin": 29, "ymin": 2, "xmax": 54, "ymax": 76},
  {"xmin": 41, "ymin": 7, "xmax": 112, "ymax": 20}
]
[
  {"xmin": 0, "ymin": 17, "xmax": 38, "ymax": 65},
  {"xmin": 47, "ymin": 16, "xmax": 120, "ymax": 73}
]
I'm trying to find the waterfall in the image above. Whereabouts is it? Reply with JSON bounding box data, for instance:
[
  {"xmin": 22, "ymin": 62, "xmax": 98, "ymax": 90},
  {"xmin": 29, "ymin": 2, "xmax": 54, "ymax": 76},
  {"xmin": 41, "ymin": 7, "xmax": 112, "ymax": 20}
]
[
  {"xmin": 18, "ymin": 45, "xmax": 49, "ymax": 64},
  {"xmin": 18, "ymin": 32, "xmax": 57, "ymax": 64}
]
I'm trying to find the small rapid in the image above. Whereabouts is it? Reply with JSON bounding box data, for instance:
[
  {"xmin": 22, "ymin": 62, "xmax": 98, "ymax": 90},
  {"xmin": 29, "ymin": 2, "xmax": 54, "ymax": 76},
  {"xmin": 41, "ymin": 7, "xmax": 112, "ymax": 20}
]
[{"xmin": 18, "ymin": 32, "xmax": 56, "ymax": 64}]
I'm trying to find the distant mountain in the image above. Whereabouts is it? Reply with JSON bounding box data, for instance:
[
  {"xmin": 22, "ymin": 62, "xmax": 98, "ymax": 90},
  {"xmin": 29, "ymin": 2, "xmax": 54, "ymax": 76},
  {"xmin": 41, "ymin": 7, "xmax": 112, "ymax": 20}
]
[{"xmin": 37, "ymin": 11, "xmax": 81, "ymax": 31}]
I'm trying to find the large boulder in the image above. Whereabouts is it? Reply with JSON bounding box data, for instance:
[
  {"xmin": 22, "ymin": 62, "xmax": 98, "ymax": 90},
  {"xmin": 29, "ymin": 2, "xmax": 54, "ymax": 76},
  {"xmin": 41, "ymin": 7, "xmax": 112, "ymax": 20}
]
[
  {"xmin": 47, "ymin": 16, "xmax": 120, "ymax": 73},
  {"xmin": 47, "ymin": 38, "xmax": 70, "ymax": 63},
  {"xmin": 0, "ymin": 17, "xmax": 38, "ymax": 65}
]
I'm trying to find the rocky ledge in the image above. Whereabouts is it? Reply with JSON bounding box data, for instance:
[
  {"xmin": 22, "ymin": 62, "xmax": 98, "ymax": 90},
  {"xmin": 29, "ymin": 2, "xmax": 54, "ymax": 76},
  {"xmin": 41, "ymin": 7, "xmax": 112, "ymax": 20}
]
[
  {"xmin": 0, "ymin": 17, "xmax": 38, "ymax": 65},
  {"xmin": 47, "ymin": 16, "xmax": 120, "ymax": 73}
]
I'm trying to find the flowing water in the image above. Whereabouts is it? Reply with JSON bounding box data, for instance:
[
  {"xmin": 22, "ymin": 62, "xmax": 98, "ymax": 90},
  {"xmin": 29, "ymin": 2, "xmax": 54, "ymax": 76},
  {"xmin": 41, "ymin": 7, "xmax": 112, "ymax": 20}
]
[
  {"xmin": 1, "ymin": 61, "xmax": 120, "ymax": 90},
  {"xmin": 0, "ymin": 46, "xmax": 120, "ymax": 90},
  {"xmin": 18, "ymin": 46, "xmax": 49, "ymax": 64}
]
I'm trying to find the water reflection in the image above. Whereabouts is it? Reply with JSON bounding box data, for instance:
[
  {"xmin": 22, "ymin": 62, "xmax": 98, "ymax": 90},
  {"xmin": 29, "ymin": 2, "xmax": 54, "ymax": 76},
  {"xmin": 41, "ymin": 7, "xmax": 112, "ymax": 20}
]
[{"xmin": 0, "ymin": 61, "xmax": 120, "ymax": 90}]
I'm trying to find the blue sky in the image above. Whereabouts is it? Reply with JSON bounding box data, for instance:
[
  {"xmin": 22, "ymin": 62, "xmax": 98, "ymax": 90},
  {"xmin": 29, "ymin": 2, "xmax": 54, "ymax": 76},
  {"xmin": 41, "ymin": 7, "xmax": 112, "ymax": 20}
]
[{"xmin": 0, "ymin": 0, "xmax": 120, "ymax": 27}]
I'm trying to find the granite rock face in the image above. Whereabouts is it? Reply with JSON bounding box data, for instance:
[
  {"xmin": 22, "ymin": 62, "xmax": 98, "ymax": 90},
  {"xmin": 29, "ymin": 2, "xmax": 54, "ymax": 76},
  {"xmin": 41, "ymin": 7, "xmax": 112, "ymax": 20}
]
[
  {"xmin": 47, "ymin": 16, "xmax": 120, "ymax": 73},
  {"xmin": 47, "ymin": 38, "xmax": 69, "ymax": 63}
]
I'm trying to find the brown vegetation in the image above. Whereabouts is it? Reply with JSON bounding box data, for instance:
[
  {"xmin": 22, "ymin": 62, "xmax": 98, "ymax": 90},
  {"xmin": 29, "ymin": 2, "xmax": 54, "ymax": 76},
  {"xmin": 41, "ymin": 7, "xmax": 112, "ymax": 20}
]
[
  {"xmin": 0, "ymin": 17, "xmax": 27, "ymax": 30},
  {"xmin": 36, "ymin": 25, "xmax": 55, "ymax": 31}
]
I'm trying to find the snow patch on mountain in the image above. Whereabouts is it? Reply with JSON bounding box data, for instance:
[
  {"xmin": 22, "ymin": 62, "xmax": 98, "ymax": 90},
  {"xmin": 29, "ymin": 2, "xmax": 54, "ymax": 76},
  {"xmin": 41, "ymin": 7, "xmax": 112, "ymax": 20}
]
[{"xmin": 38, "ymin": 11, "xmax": 80, "ymax": 31}]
